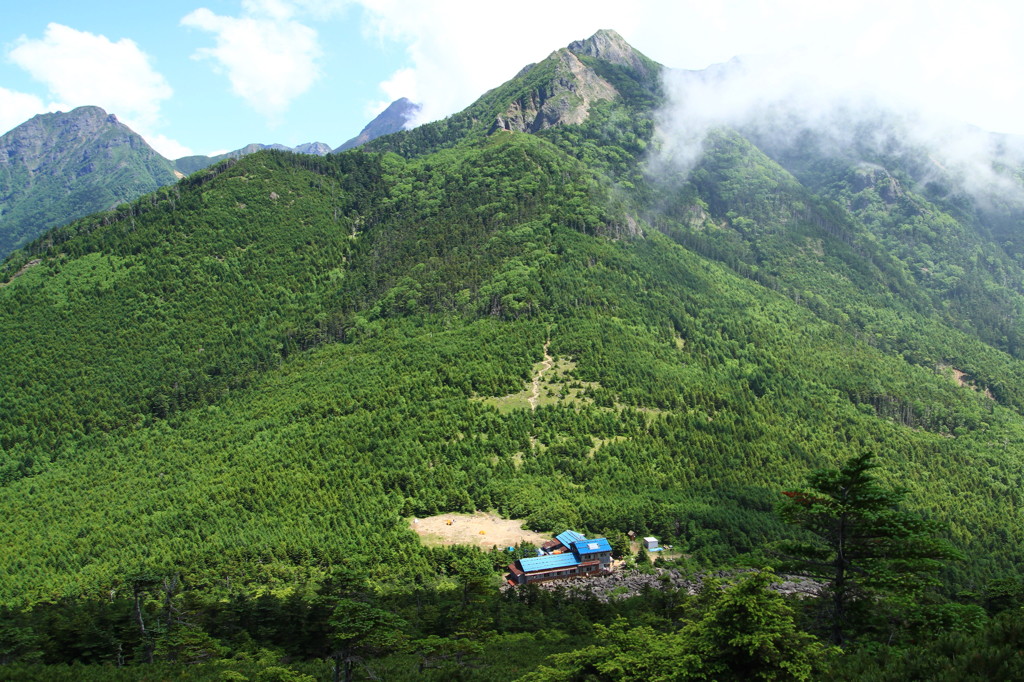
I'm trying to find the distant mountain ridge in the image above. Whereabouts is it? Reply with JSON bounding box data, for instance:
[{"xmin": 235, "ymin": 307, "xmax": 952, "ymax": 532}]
[
  {"xmin": 171, "ymin": 98, "xmax": 421, "ymax": 173},
  {"xmin": 0, "ymin": 99, "xmax": 422, "ymax": 255},
  {"xmin": 334, "ymin": 97, "xmax": 421, "ymax": 152},
  {"xmin": 0, "ymin": 106, "xmax": 177, "ymax": 257},
  {"xmin": 173, "ymin": 140, "xmax": 334, "ymax": 176},
  {"xmin": 174, "ymin": 98, "xmax": 421, "ymax": 173}
]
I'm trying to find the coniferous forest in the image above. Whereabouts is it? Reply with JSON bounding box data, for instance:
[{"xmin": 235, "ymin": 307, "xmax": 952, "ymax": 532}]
[{"xmin": 1, "ymin": 31, "xmax": 1023, "ymax": 680}]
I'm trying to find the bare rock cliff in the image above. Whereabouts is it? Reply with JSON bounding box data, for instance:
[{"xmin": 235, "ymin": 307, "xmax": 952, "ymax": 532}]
[{"xmin": 492, "ymin": 49, "xmax": 618, "ymax": 134}]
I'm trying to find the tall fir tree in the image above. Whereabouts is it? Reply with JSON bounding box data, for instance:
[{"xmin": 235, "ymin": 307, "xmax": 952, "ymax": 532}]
[{"xmin": 777, "ymin": 451, "xmax": 960, "ymax": 645}]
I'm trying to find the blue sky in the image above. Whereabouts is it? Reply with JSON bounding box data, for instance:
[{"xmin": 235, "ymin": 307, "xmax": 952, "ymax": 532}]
[
  {"xmin": 2, "ymin": 1, "xmax": 1022, "ymax": 158},
  {"xmin": 1, "ymin": 1, "xmax": 407, "ymax": 156}
]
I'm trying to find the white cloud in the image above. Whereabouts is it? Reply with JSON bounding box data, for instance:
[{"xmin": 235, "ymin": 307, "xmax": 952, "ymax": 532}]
[
  {"xmin": 182, "ymin": 3, "xmax": 322, "ymax": 123},
  {"xmin": 638, "ymin": 1, "xmax": 1024, "ymax": 137},
  {"xmin": 292, "ymin": 0, "xmax": 353, "ymax": 18},
  {"xmin": 0, "ymin": 87, "xmax": 50, "ymax": 136},
  {"xmin": 8, "ymin": 23, "xmax": 173, "ymax": 131},
  {"xmin": 5, "ymin": 23, "xmax": 190, "ymax": 158},
  {"xmin": 364, "ymin": 67, "xmax": 416, "ymax": 119},
  {"xmin": 145, "ymin": 133, "xmax": 194, "ymax": 160},
  {"xmin": 241, "ymin": 0, "xmax": 297, "ymax": 20},
  {"xmin": 347, "ymin": 1, "xmax": 1024, "ymax": 136},
  {"xmin": 379, "ymin": 67, "xmax": 416, "ymax": 104},
  {"xmin": 649, "ymin": 3, "xmax": 1024, "ymax": 204},
  {"xmin": 245, "ymin": 0, "xmax": 353, "ymax": 20}
]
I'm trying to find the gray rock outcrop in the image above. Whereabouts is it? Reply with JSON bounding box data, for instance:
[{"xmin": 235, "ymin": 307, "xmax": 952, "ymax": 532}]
[
  {"xmin": 492, "ymin": 49, "xmax": 618, "ymax": 134},
  {"xmin": 505, "ymin": 567, "xmax": 822, "ymax": 603}
]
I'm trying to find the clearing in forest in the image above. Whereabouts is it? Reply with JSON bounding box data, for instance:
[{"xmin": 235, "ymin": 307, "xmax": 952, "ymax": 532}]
[
  {"xmin": 480, "ymin": 342, "xmax": 599, "ymax": 414},
  {"xmin": 939, "ymin": 364, "xmax": 995, "ymax": 400},
  {"xmin": 410, "ymin": 511, "xmax": 549, "ymax": 549}
]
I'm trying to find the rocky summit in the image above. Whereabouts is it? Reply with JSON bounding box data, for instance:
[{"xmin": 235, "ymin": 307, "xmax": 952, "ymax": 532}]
[{"xmin": 0, "ymin": 106, "xmax": 177, "ymax": 258}]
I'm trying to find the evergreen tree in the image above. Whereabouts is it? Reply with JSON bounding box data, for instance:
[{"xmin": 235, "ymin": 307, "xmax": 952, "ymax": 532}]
[
  {"xmin": 327, "ymin": 599, "xmax": 406, "ymax": 682},
  {"xmin": 777, "ymin": 451, "xmax": 960, "ymax": 645}
]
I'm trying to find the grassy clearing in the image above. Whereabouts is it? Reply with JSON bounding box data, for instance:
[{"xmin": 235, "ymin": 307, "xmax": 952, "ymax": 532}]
[{"xmin": 479, "ymin": 354, "xmax": 601, "ymax": 413}]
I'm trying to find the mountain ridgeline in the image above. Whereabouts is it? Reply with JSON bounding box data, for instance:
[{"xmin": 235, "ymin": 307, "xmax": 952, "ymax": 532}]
[
  {"xmin": 2, "ymin": 29, "xmax": 1024, "ymax": 680},
  {"xmin": 173, "ymin": 100, "xmax": 420, "ymax": 174},
  {"xmin": 0, "ymin": 106, "xmax": 178, "ymax": 257},
  {"xmin": 172, "ymin": 141, "xmax": 333, "ymax": 176},
  {"xmin": 0, "ymin": 99, "xmax": 421, "ymax": 258}
]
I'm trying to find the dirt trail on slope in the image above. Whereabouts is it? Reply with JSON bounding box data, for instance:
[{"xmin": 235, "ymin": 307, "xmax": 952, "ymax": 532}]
[
  {"xmin": 528, "ymin": 341, "xmax": 553, "ymax": 411},
  {"xmin": 0, "ymin": 259, "xmax": 40, "ymax": 287}
]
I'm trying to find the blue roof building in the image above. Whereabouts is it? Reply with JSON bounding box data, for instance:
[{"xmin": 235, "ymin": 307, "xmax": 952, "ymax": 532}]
[
  {"xmin": 572, "ymin": 538, "xmax": 613, "ymax": 557},
  {"xmin": 518, "ymin": 553, "xmax": 582, "ymax": 573},
  {"xmin": 556, "ymin": 530, "xmax": 587, "ymax": 548},
  {"xmin": 508, "ymin": 530, "xmax": 614, "ymax": 585}
]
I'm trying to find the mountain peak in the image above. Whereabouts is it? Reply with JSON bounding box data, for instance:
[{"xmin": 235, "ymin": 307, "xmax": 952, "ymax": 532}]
[
  {"xmin": 568, "ymin": 29, "xmax": 656, "ymax": 81},
  {"xmin": 2, "ymin": 106, "xmax": 148, "ymax": 168},
  {"xmin": 0, "ymin": 106, "xmax": 176, "ymax": 257},
  {"xmin": 293, "ymin": 141, "xmax": 332, "ymax": 156},
  {"xmin": 492, "ymin": 47, "xmax": 618, "ymax": 134},
  {"xmin": 334, "ymin": 98, "xmax": 422, "ymax": 153},
  {"xmin": 56, "ymin": 104, "xmax": 109, "ymax": 120},
  {"xmin": 569, "ymin": 28, "xmax": 629, "ymax": 53},
  {"xmin": 14, "ymin": 106, "xmax": 116, "ymax": 140}
]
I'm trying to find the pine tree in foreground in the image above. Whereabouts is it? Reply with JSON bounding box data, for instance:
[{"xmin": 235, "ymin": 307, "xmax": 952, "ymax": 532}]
[{"xmin": 777, "ymin": 451, "xmax": 961, "ymax": 645}]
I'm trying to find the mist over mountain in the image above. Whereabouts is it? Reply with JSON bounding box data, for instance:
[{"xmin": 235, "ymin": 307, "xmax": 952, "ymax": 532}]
[
  {"xmin": 2, "ymin": 29, "xmax": 1024, "ymax": 680},
  {"xmin": 655, "ymin": 52, "xmax": 1024, "ymax": 204},
  {"xmin": 651, "ymin": 51, "xmax": 1024, "ymax": 359}
]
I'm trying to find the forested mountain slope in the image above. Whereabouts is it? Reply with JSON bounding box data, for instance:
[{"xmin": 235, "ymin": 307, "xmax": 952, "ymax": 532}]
[
  {"xmin": 741, "ymin": 117, "xmax": 1024, "ymax": 359},
  {"xmin": 0, "ymin": 101, "xmax": 403, "ymax": 247},
  {"xmin": 1, "ymin": 29, "xmax": 1023, "ymax": 680},
  {"xmin": 0, "ymin": 106, "xmax": 178, "ymax": 258}
]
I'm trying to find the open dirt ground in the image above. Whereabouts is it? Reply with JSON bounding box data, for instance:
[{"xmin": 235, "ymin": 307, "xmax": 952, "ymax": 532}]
[{"xmin": 410, "ymin": 511, "xmax": 550, "ymax": 549}]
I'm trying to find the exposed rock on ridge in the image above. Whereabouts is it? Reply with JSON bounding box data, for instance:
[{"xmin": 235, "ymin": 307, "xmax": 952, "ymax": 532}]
[
  {"xmin": 1, "ymin": 106, "xmax": 163, "ymax": 172},
  {"xmin": 492, "ymin": 48, "xmax": 618, "ymax": 134},
  {"xmin": 294, "ymin": 142, "xmax": 332, "ymax": 156},
  {"xmin": 568, "ymin": 28, "xmax": 656, "ymax": 82},
  {"xmin": 489, "ymin": 29, "xmax": 660, "ymax": 135},
  {"xmin": 503, "ymin": 568, "xmax": 823, "ymax": 603}
]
